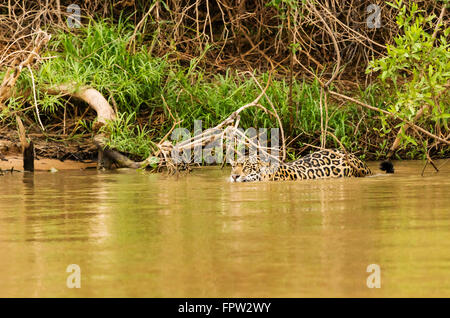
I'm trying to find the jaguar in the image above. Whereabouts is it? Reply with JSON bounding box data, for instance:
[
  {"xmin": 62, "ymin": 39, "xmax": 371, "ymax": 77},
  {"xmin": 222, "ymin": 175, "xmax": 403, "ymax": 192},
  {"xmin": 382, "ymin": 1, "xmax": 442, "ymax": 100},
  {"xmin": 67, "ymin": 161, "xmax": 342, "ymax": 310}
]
[{"xmin": 230, "ymin": 149, "xmax": 394, "ymax": 182}]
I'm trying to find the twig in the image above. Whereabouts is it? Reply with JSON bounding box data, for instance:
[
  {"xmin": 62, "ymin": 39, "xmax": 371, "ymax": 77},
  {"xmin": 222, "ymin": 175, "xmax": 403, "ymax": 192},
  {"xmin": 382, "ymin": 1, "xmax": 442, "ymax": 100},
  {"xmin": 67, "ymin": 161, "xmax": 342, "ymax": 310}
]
[{"xmin": 26, "ymin": 64, "xmax": 45, "ymax": 131}]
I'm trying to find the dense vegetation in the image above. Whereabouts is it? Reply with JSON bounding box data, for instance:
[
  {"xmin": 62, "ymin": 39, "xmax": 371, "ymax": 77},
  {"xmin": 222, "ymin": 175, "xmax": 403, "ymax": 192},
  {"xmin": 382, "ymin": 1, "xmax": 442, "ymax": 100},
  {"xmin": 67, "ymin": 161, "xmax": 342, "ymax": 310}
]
[{"xmin": 0, "ymin": 0, "xmax": 448, "ymax": 165}]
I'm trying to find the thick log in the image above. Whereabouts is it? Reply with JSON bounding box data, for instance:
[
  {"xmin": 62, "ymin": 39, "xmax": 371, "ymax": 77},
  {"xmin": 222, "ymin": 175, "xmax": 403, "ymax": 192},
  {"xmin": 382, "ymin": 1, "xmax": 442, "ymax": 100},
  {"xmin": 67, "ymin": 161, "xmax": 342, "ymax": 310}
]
[{"xmin": 93, "ymin": 135, "xmax": 142, "ymax": 169}]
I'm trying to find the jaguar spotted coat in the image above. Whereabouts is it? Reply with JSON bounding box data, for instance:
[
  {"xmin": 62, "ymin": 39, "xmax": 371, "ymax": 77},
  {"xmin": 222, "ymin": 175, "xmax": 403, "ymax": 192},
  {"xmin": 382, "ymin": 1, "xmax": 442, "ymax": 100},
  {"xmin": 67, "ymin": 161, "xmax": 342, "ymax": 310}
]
[{"xmin": 230, "ymin": 149, "xmax": 393, "ymax": 182}]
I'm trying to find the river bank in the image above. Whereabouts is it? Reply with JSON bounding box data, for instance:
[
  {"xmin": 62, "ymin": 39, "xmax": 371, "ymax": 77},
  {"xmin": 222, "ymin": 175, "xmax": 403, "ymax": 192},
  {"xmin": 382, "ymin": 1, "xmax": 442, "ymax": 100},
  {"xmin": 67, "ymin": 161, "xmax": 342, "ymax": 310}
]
[
  {"xmin": 1, "ymin": 4, "xmax": 448, "ymax": 170},
  {"xmin": 0, "ymin": 155, "xmax": 96, "ymax": 171},
  {"xmin": 0, "ymin": 129, "xmax": 96, "ymax": 171}
]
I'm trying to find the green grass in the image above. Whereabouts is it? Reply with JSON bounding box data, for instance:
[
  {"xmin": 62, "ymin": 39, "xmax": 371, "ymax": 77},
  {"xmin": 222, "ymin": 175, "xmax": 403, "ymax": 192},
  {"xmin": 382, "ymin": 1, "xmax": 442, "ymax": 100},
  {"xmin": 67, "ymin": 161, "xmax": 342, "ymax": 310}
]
[{"xmin": 3, "ymin": 19, "xmax": 444, "ymax": 161}]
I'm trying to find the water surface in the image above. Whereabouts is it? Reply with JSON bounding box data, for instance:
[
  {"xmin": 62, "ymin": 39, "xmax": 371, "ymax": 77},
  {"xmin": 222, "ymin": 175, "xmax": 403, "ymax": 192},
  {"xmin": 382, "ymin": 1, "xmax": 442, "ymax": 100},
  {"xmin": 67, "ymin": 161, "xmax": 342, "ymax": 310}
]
[{"xmin": 0, "ymin": 160, "xmax": 449, "ymax": 297}]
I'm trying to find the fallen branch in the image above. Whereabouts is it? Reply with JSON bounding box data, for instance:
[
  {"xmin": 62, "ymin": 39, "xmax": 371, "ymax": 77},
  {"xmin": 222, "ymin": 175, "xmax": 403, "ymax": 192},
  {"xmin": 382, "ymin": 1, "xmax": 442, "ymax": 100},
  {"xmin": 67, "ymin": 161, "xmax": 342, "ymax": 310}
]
[
  {"xmin": 140, "ymin": 73, "xmax": 287, "ymax": 173},
  {"xmin": 93, "ymin": 135, "xmax": 142, "ymax": 169}
]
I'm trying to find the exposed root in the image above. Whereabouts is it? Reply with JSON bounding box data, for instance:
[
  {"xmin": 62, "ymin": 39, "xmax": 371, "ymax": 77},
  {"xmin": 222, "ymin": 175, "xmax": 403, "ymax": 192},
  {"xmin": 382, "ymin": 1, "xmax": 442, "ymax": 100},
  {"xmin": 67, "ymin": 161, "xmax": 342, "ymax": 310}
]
[{"xmin": 45, "ymin": 84, "xmax": 116, "ymax": 127}]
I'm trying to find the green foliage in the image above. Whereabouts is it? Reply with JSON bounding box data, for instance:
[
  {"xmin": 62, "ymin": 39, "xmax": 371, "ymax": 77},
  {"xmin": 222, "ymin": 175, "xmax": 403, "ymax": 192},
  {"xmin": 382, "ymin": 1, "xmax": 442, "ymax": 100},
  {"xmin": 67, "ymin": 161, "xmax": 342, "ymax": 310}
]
[
  {"xmin": 37, "ymin": 19, "xmax": 167, "ymax": 114},
  {"xmin": 102, "ymin": 112, "xmax": 157, "ymax": 159},
  {"xmin": 5, "ymin": 20, "xmax": 402, "ymax": 160},
  {"xmin": 368, "ymin": 0, "xmax": 450, "ymax": 154}
]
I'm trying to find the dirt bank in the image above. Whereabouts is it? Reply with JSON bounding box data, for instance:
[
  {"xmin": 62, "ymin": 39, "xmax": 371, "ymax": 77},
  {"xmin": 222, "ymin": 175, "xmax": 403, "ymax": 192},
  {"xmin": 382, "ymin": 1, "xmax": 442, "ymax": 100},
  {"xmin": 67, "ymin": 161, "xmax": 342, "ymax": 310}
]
[
  {"xmin": 0, "ymin": 131, "xmax": 97, "ymax": 171},
  {"xmin": 0, "ymin": 155, "xmax": 96, "ymax": 171}
]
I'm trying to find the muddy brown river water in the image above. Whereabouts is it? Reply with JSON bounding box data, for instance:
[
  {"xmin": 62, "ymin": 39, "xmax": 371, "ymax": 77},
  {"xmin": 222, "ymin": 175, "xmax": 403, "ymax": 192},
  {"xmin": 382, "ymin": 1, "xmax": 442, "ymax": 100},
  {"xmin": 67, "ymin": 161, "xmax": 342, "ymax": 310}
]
[{"xmin": 0, "ymin": 160, "xmax": 449, "ymax": 297}]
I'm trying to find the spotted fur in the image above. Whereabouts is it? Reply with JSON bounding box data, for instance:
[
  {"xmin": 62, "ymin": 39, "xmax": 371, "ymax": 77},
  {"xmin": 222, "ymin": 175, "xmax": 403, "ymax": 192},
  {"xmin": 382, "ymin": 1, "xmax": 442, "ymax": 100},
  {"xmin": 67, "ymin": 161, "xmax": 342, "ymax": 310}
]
[{"xmin": 230, "ymin": 149, "xmax": 374, "ymax": 182}]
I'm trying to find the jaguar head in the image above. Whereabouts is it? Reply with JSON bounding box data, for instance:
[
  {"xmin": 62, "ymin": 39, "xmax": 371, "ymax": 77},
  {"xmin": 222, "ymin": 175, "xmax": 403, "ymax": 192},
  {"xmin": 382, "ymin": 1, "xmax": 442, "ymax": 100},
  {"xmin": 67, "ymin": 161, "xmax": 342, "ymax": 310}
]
[{"xmin": 229, "ymin": 155, "xmax": 273, "ymax": 182}]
